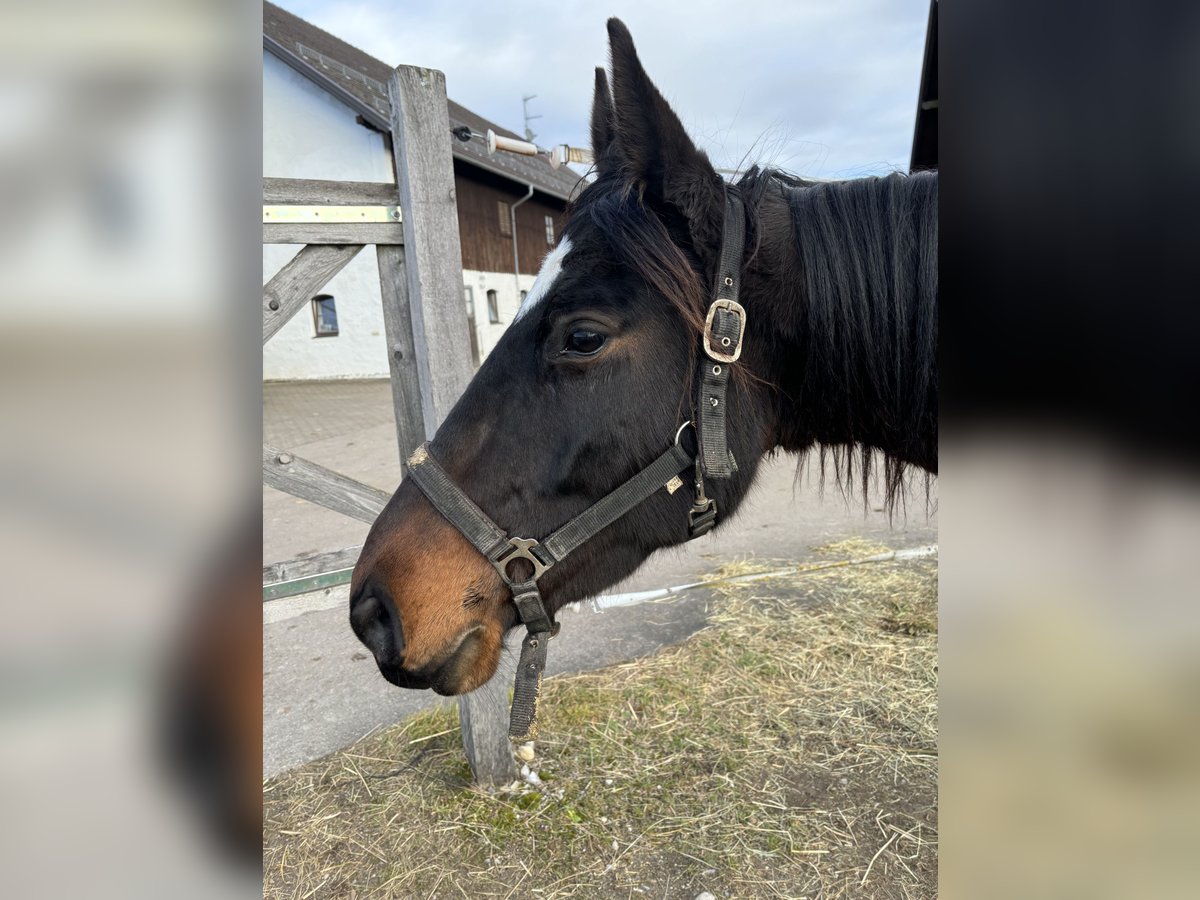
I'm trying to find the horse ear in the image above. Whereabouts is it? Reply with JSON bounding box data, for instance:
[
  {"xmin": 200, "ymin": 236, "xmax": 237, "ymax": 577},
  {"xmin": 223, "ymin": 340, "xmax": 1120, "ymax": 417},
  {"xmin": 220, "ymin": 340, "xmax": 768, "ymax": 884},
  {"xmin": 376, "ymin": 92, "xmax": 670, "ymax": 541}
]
[
  {"xmin": 605, "ymin": 18, "xmax": 722, "ymax": 238},
  {"xmin": 590, "ymin": 67, "xmax": 615, "ymax": 168}
]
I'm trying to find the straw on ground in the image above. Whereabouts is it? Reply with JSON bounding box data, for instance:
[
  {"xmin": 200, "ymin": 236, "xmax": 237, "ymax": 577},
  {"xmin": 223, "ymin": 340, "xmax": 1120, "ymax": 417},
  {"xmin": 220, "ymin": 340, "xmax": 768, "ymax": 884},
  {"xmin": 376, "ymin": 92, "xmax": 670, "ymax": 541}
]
[{"xmin": 265, "ymin": 538, "xmax": 937, "ymax": 899}]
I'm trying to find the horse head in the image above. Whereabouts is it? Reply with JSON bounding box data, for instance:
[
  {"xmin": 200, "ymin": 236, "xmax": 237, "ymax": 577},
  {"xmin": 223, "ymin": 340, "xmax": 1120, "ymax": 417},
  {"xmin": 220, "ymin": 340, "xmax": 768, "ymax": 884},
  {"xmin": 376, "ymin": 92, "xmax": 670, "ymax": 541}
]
[{"xmin": 349, "ymin": 20, "xmax": 774, "ymax": 695}]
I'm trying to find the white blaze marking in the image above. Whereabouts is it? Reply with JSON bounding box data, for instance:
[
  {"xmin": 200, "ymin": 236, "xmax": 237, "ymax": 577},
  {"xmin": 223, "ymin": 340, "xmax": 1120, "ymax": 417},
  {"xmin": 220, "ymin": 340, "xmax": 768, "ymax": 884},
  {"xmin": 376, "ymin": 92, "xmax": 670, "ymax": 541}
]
[{"xmin": 514, "ymin": 236, "xmax": 572, "ymax": 321}]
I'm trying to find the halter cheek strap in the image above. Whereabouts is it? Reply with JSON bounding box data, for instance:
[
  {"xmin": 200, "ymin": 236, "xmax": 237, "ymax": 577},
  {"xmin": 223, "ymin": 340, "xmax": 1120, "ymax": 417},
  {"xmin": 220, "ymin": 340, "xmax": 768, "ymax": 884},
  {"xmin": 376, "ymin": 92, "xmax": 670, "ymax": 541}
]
[
  {"xmin": 697, "ymin": 192, "xmax": 747, "ymax": 480},
  {"xmin": 687, "ymin": 192, "xmax": 747, "ymax": 539}
]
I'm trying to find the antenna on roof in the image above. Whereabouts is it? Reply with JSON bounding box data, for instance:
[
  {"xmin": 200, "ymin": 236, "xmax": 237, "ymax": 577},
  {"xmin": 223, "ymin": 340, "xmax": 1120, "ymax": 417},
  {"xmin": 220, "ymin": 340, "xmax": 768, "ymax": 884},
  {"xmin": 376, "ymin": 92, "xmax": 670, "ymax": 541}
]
[{"xmin": 522, "ymin": 94, "xmax": 542, "ymax": 142}]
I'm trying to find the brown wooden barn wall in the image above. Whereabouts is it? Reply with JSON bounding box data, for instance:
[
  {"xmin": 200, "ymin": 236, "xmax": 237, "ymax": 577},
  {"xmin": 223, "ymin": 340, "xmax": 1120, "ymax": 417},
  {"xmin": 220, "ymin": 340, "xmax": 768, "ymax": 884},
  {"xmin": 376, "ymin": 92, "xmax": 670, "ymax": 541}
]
[{"xmin": 453, "ymin": 163, "xmax": 569, "ymax": 275}]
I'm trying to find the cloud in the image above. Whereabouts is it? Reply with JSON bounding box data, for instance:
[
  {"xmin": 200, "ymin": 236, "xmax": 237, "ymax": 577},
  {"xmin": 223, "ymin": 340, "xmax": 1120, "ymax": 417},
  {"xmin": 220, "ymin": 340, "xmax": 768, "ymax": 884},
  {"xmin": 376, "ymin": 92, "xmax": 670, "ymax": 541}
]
[{"xmin": 278, "ymin": 0, "xmax": 929, "ymax": 178}]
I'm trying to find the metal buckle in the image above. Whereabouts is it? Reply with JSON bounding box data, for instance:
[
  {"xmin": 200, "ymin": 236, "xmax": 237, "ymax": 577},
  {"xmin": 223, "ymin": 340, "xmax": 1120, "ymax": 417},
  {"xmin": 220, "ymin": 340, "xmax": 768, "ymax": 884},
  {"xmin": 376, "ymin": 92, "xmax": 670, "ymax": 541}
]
[
  {"xmin": 492, "ymin": 537, "xmax": 552, "ymax": 584},
  {"xmin": 703, "ymin": 299, "xmax": 746, "ymax": 363}
]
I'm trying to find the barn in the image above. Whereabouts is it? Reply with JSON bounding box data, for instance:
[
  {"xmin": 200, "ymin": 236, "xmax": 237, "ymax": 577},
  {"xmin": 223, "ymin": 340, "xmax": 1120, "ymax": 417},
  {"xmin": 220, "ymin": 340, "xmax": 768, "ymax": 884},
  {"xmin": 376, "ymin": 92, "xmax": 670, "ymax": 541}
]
[
  {"xmin": 263, "ymin": 2, "xmax": 583, "ymax": 380},
  {"xmin": 909, "ymin": 0, "xmax": 937, "ymax": 172}
]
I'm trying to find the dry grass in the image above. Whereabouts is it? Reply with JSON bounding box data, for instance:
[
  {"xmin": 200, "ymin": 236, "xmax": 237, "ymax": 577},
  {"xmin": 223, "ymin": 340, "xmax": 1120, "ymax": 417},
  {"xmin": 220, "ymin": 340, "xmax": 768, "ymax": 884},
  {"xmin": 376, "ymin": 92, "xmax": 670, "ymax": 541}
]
[{"xmin": 264, "ymin": 542, "xmax": 938, "ymax": 899}]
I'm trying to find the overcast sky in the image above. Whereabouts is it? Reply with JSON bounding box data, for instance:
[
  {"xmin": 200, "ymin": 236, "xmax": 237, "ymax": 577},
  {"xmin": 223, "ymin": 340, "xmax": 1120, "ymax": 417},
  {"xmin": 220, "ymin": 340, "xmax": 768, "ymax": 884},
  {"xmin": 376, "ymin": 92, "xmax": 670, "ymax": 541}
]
[{"xmin": 276, "ymin": 0, "xmax": 930, "ymax": 179}]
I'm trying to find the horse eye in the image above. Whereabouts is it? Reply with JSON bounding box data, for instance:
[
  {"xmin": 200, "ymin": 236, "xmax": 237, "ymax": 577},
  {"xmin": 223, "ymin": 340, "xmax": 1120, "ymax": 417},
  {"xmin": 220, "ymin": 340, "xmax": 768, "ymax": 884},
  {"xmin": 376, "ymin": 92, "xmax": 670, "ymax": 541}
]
[{"xmin": 563, "ymin": 329, "xmax": 606, "ymax": 356}]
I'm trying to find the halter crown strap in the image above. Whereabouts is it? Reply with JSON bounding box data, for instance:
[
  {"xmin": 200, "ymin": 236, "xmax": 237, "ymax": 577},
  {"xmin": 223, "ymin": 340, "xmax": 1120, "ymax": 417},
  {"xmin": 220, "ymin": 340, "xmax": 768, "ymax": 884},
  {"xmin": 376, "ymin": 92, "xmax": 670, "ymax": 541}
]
[{"xmin": 696, "ymin": 191, "xmax": 747, "ymax": 479}]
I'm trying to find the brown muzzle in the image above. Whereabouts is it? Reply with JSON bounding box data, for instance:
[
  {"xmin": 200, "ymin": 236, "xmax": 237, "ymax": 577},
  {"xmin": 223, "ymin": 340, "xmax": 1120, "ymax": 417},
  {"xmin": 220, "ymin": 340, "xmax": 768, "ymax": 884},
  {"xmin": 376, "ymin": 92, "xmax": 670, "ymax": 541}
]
[{"xmin": 349, "ymin": 480, "xmax": 507, "ymax": 695}]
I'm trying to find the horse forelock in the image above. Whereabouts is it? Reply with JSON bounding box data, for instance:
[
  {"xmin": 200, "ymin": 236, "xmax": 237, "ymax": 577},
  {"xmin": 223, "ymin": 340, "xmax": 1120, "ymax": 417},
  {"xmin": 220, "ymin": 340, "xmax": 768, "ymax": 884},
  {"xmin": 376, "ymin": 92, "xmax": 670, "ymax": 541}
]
[{"xmin": 564, "ymin": 172, "xmax": 711, "ymax": 338}]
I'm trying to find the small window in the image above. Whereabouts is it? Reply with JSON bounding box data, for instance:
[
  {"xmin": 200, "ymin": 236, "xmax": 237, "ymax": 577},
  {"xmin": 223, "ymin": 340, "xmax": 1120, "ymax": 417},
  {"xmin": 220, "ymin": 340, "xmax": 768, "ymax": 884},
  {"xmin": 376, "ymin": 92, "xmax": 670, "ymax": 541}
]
[
  {"xmin": 498, "ymin": 201, "xmax": 512, "ymax": 236},
  {"xmin": 545, "ymin": 215, "xmax": 555, "ymax": 245},
  {"xmin": 312, "ymin": 294, "xmax": 338, "ymax": 336},
  {"xmin": 487, "ymin": 289, "xmax": 499, "ymax": 323}
]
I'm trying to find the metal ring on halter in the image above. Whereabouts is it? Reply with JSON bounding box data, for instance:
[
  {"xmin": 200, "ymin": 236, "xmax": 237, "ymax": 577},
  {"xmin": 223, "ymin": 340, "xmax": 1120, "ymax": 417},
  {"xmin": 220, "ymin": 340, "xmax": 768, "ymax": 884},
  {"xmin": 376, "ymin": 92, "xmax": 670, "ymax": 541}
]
[
  {"xmin": 674, "ymin": 421, "xmax": 694, "ymax": 446},
  {"xmin": 492, "ymin": 536, "xmax": 552, "ymax": 585}
]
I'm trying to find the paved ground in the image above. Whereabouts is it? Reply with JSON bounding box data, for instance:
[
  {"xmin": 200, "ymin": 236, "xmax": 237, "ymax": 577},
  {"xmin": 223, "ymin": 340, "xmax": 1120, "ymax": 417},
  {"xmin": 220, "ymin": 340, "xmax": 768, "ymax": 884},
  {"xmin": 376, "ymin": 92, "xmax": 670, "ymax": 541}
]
[{"xmin": 263, "ymin": 379, "xmax": 937, "ymax": 777}]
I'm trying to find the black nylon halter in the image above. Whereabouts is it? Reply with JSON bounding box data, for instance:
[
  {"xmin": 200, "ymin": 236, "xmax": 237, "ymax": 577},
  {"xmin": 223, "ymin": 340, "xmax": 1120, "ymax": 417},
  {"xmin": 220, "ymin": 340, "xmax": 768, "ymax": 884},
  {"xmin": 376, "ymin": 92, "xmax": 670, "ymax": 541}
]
[
  {"xmin": 405, "ymin": 191, "xmax": 748, "ymax": 743},
  {"xmin": 406, "ymin": 439, "xmax": 694, "ymax": 741}
]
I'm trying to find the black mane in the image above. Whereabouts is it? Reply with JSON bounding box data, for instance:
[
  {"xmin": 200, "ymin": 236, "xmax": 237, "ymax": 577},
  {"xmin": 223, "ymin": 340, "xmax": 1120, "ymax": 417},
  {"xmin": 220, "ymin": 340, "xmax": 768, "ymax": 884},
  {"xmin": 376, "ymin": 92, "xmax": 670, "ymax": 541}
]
[
  {"xmin": 745, "ymin": 168, "xmax": 938, "ymax": 508},
  {"xmin": 568, "ymin": 165, "xmax": 938, "ymax": 512}
]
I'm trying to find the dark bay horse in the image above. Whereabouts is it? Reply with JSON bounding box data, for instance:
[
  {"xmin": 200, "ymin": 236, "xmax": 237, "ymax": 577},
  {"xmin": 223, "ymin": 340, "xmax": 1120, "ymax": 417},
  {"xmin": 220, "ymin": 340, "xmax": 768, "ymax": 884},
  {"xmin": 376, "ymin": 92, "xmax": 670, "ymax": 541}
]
[{"xmin": 351, "ymin": 19, "xmax": 937, "ymax": 699}]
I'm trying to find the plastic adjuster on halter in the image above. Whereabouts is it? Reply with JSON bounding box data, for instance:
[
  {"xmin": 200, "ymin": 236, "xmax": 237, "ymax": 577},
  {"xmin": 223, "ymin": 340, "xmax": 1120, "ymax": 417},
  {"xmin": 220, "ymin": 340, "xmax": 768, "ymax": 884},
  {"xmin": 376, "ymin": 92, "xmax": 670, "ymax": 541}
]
[
  {"xmin": 688, "ymin": 498, "xmax": 718, "ymax": 539},
  {"xmin": 703, "ymin": 298, "xmax": 747, "ymax": 363},
  {"xmin": 510, "ymin": 580, "xmax": 555, "ymax": 635}
]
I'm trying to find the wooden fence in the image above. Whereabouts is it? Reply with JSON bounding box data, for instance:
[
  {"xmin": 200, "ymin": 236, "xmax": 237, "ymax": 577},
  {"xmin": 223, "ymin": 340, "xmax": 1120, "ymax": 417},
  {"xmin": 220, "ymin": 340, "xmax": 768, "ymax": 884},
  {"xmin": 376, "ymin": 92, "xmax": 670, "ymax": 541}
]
[{"xmin": 262, "ymin": 66, "xmax": 515, "ymax": 782}]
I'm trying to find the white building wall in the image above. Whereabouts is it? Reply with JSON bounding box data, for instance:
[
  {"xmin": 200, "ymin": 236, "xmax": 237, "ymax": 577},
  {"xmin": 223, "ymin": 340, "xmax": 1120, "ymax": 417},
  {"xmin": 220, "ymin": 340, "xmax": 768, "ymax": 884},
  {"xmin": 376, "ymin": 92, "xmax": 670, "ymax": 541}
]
[
  {"xmin": 262, "ymin": 52, "xmax": 395, "ymax": 182},
  {"xmin": 262, "ymin": 50, "xmax": 530, "ymax": 380},
  {"xmin": 263, "ymin": 51, "xmax": 394, "ymax": 381},
  {"xmin": 463, "ymin": 270, "xmax": 537, "ymax": 363}
]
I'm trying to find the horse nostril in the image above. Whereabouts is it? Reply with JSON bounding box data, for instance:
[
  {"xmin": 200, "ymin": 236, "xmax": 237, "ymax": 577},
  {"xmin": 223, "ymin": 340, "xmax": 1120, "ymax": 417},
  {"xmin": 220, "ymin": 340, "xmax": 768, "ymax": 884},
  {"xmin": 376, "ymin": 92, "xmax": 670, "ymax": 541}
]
[{"xmin": 349, "ymin": 588, "xmax": 405, "ymax": 666}]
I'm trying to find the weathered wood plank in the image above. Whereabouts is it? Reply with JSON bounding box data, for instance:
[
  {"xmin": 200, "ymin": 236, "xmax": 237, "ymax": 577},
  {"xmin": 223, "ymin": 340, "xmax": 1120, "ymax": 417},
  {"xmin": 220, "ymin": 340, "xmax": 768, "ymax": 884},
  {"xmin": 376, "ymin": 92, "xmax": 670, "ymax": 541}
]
[
  {"xmin": 263, "ymin": 545, "xmax": 363, "ymax": 586},
  {"xmin": 263, "ymin": 244, "xmax": 363, "ymax": 343},
  {"xmin": 263, "ymin": 177, "xmax": 399, "ymax": 206},
  {"xmin": 389, "ymin": 66, "xmax": 515, "ymax": 784},
  {"xmin": 262, "ymin": 445, "xmax": 390, "ymax": 524},
  {"xmin": 263, "ymin": 223, "xmax": 405, "ymax": 245},
  {"xmin": 376, "ymin": 244, "xmax": 427, "ymax": 458},
  {"xmin": 388, "ymin": 67, "xmax": 478, "ymax": 436},
  {"xmin": 460, "ymin": 668, "xmax": 520, "ymax": 781}
]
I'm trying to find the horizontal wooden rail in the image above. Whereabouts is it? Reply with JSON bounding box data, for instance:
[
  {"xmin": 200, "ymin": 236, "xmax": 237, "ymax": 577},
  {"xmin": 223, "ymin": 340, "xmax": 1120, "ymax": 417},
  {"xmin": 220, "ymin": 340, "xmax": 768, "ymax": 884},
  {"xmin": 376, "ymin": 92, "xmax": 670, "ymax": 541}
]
[
  {"xmin": 263, "ymin": 222, "xmax": 405, "ymax": 245},
  {"xmin": 263, "ymin": 177, "xmax": 400, "ymax": 206},
  {"xmin": 262, "ymin": 445, "xmax": 390, "ymax": 524},
  {"xmin": 263, "ymin": 545, "xmax": 363, "ymax": 601}
]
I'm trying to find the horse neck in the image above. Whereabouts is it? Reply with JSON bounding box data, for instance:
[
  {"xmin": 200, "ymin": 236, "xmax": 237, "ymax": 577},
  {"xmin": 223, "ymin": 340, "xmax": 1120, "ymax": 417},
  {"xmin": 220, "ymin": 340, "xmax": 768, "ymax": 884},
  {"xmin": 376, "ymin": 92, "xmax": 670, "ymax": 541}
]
[{"xmin": 746, "ymin": 172, "xmax": 938, "ymax": 473}]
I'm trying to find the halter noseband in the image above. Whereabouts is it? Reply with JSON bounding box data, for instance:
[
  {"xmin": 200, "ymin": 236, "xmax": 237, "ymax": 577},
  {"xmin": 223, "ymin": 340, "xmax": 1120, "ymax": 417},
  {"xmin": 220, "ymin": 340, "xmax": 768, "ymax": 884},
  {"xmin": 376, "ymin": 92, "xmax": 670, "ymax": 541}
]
[{"xmin": 404, "ymin": 192, "xmax": 748, "ymax": 744}]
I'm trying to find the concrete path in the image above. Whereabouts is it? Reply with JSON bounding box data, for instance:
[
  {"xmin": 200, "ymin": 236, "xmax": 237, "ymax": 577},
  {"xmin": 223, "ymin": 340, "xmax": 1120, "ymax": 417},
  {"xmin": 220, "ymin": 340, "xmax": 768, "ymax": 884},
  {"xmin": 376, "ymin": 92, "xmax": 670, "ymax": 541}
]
[{"xmin": 263, "ymin": 380, "xmax": 937, "ymax": 778}]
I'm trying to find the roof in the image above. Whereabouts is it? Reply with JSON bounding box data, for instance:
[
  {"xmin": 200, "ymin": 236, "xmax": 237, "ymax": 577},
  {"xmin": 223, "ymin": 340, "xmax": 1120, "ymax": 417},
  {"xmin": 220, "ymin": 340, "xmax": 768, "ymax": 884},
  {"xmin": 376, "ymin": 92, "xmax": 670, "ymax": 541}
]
[
  {"xmin": 909, "ymin": 0, "xmax": 937, "ymax": 172},
  {"xmin": 263, "ymin": 2, "xmax": 583, "ymax": 201}
]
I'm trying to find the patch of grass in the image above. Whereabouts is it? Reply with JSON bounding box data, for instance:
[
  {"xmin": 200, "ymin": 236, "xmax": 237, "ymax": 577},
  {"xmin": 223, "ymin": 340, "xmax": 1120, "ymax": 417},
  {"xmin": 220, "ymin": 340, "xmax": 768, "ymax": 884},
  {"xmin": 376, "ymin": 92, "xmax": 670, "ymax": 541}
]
[
  {"xmin": 810, "ymin": 536, "xmax": 893, "ymax": 558},
  {"xmin": 264, "ymin": 549, "xmax": 938, "ymax": 899},
  {"xmin": 881, "ymin": 587, "xmax": 939, "ymax": 636}
]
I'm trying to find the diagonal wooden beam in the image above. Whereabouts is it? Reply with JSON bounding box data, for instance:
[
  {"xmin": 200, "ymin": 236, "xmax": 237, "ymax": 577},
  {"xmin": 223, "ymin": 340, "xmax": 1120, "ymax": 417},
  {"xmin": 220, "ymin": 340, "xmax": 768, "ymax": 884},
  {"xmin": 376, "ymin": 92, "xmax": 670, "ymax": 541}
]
[
  {"xmin": 262, "ymin": 445, "xmax": 390, "ymax": 524},
  {"xmin": 263, "ymin": 243, "xmax": 364, "ymax": 343}
]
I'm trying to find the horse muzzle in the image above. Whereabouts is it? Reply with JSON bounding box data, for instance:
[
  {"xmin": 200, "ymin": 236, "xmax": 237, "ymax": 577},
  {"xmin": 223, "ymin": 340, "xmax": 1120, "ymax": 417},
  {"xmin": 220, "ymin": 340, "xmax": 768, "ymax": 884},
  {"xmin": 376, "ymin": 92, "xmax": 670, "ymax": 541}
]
[{"xmin": 349, "ymin": 579, "xmax": 496, "ymax": 695}]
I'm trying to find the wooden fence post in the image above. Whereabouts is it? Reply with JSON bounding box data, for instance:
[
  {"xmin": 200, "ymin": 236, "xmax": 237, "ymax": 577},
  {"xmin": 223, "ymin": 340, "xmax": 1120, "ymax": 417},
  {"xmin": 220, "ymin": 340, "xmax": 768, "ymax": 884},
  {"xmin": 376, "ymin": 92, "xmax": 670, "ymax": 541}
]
[{"xmin": 386, "ymin": 65, "xmax": 517, "ymax": 784}]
